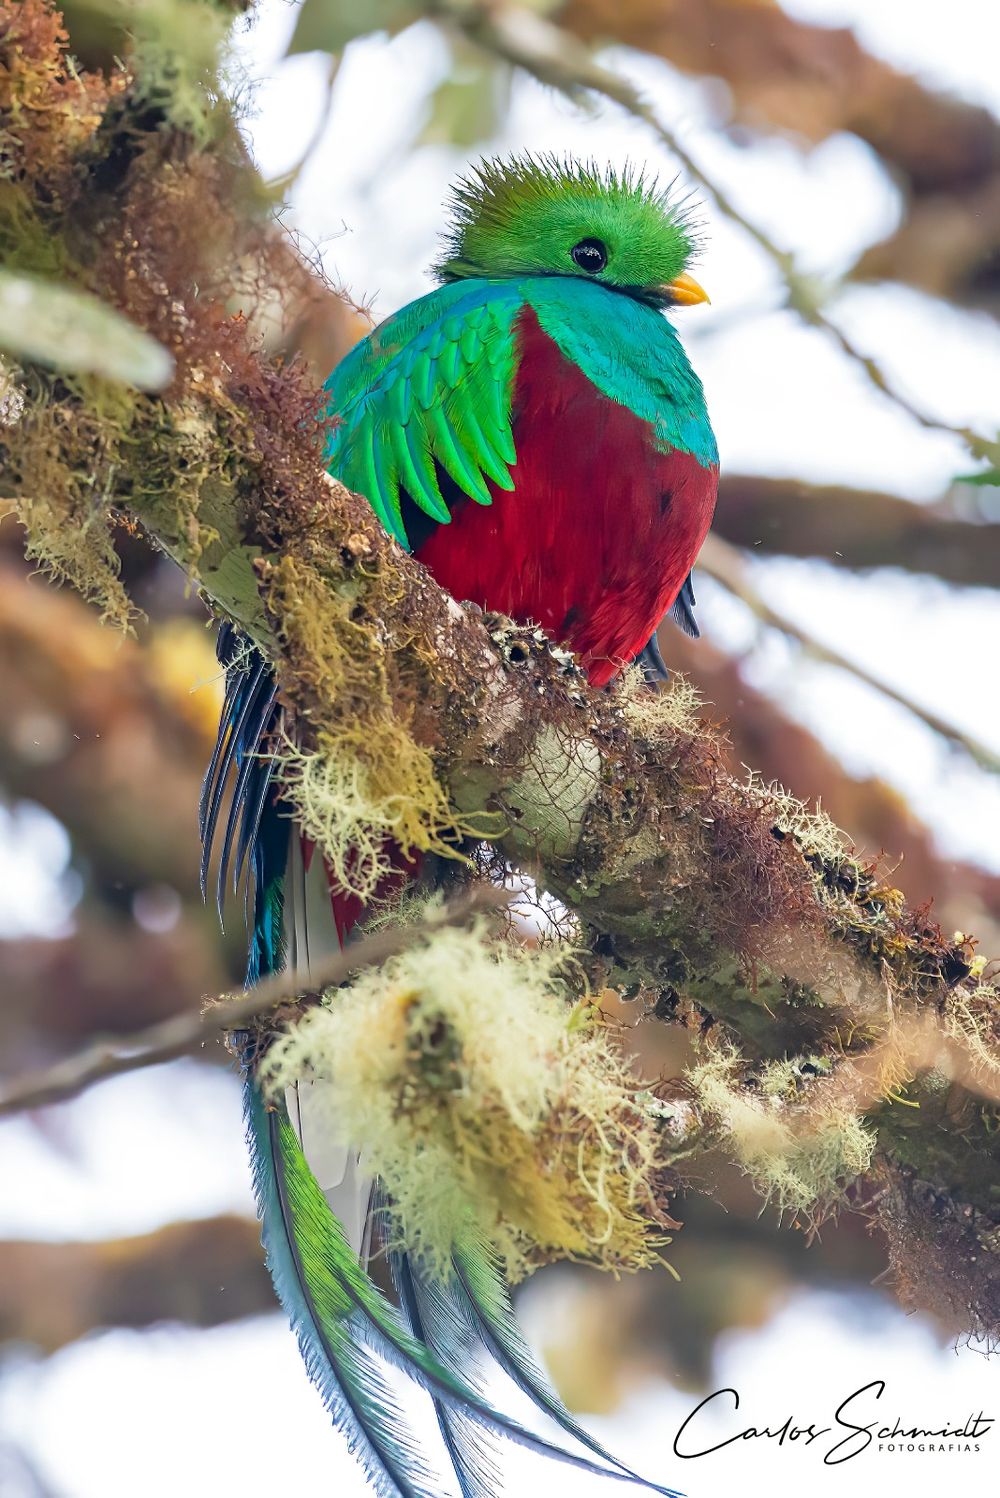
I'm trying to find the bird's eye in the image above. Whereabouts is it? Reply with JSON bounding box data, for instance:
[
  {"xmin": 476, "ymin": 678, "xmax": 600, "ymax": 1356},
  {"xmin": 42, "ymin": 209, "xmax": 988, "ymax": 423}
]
[{"xmin": 570, "ymin": 237, "xmax": 608, "ymax": 273}]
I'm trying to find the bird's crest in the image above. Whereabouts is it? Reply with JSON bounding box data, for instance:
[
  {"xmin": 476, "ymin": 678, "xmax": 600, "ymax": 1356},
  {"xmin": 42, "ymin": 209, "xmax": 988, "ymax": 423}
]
[{"xmin": 433, "ymin": 152, "xmax": 703, "ymax": 305}]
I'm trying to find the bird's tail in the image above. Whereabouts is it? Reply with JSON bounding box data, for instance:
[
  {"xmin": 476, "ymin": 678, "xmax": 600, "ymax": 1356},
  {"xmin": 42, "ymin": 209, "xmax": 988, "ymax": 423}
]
[{"xmin": 203, "ymin": 628, "xmax": 681, "ymax": 1498}]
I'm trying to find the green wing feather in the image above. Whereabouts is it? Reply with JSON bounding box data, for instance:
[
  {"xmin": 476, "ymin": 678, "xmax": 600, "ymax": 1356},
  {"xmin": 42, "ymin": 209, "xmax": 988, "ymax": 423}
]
[{"xmin": 324, "ymin": 280, "xmax": 521, "ymax": 548}]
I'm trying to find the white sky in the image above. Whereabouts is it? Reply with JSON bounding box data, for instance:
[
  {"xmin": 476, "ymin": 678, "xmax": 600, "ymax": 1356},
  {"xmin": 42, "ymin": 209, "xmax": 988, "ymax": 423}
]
[{"xmin": 3, "ymin": 4, "xmax": 1000, "ymax": 1495}]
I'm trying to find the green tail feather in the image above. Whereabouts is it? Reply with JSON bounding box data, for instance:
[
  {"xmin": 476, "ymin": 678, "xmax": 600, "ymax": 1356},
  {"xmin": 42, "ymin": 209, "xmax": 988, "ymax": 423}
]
[
  {"xmin": 390, "ymin": 1246, "xmax": 501, "ymax": 1498},
  {"xmin": 453, "ymin": 1239, "xmax": 683, "ymax": 1498},
  {"xmin": 246, "ymin": 1079, "xmax": 439, "ymax": 1498},
  {"xmin": 214, "ymin": 635, "xmax": 682, "ymax": 1496},
  {"xmin": 248, "ymin": 1071, "xmax": 679, "ymax": 1494}
]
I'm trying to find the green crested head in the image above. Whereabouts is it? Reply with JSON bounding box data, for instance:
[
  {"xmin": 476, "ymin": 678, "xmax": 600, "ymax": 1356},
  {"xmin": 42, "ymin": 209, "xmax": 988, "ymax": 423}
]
[{"xmin": 432, "ymin": 154, "xmax": 708, "ymax": 309}]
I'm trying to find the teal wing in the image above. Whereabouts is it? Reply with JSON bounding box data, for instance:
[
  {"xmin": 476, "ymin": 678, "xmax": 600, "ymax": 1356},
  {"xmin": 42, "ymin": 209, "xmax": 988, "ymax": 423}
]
[{"xmin": 324, "ymin": 280, "xmax": 522, "ymax": 549}]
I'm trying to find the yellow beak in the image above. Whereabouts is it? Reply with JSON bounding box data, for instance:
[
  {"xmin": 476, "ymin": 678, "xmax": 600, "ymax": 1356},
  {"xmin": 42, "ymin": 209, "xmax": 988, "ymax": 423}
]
[{"xmin": 663, "ymin": 272, "xmax": 710, "ymax": 307}]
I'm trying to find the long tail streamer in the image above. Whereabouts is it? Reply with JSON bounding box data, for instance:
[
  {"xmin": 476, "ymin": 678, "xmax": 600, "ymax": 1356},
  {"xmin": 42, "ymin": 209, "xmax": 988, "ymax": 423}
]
[{"xmin": 209, "ymin": 626, "xmax": 681, "ymax": 1498}]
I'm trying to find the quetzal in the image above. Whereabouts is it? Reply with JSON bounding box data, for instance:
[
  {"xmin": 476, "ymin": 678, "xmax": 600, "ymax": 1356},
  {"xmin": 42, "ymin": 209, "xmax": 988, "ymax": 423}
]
[{"xmin": 201, "ymin": 156, "xmax": 718, "ymax": 1497}]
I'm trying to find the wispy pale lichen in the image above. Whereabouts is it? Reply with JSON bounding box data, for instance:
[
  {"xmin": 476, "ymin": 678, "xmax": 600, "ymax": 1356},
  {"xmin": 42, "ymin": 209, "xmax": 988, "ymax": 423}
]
[
  {"xmin": 687, "ymin": 1046, "xmax": 875, "ymax": 1216},
  {"xmin": 259, "ymin": 920, "xmax": 676, "ymax": 1279},
  {"xmin": 944, "ymin": 981, "xmax": 1000, "ymax": 1087},
  {"xmin": 619, "ymin": 662, "xmax": 706, "ymax": 742}
]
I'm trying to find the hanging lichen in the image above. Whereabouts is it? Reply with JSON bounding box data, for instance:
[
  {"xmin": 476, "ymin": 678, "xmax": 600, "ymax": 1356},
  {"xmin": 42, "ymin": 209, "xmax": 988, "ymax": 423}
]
[{"xmin": 258, "ymin": 919, "xmax": 679, "ymax": 1280}]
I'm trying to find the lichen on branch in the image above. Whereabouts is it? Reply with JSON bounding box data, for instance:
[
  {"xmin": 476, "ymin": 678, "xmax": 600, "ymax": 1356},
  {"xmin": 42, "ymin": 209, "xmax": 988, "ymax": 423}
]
[{"xmin": 257, "ymin": 915, "xmax": 679, "ymax": 1281}]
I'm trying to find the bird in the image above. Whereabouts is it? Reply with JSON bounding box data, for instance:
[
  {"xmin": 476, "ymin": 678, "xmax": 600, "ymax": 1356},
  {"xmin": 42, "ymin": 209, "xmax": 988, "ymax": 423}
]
[{"xmin": 201, "ymin": 155, "xmax": 718, "ymax": 1498}]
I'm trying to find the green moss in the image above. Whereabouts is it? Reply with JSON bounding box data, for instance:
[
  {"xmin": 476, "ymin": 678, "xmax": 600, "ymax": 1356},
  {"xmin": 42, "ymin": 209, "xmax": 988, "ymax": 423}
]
[
  {"xmin": 125, "ymin": 1, "xmax": 230, "ymax": 142},
  {"xmin": 9, "ymin": 371, "xmax": 138, "ymax": 627}
]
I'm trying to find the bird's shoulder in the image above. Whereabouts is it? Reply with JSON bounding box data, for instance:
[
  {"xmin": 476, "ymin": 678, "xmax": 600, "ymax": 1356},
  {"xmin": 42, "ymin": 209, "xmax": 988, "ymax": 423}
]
[
  {"xmin": 325, "ymin": 278, "xmax": 525, "ymax": 417},
  {"xmin": 521, "ymin": 277, "xmax": 718, "ymax": 468}
]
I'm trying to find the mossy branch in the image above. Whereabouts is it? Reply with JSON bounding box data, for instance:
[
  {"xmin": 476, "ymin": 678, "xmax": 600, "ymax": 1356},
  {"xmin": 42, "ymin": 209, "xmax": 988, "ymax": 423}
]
[{"xmin": 3, "ymin": 0, "xmax": 1000, "ymax": 1336}]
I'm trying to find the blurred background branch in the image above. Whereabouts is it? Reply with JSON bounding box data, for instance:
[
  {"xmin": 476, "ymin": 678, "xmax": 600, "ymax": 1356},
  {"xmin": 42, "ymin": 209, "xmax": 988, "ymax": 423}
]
[
  {"xmin": 0, "ymin": 887, "xmax": 509, "ymax": 1115},
  {"xmin": 697, "ymin": 532, "xmax": 1000, "ymax": 772},
  {"xmin": 0, "ymin": 1217, "xmax": 272, "ymax": 1352},
  {"xmin": 712, "ymin": 474, "xmax": 1000, "ymax": 586}
]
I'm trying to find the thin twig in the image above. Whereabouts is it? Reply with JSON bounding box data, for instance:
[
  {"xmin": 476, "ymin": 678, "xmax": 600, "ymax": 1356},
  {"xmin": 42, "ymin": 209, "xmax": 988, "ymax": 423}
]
[
  {"xmin": 0, "ymin": 886, "xmax": 509, "ymax": 1117},
  {"xmin": 698, "ymin": 532, "xmax": 1000, "ymax": 775},
  {"xmin": 440, "ymin": 1, "xmax": 999, "ymax": 469}
]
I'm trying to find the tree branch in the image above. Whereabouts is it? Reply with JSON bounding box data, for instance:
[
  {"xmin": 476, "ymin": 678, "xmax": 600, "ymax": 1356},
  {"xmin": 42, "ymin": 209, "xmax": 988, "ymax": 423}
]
[
  {"xmin": 0, "ymin": 888, "xmax": 508, "ymax": 1115},
  {"xmin": 713, "ymin": 474, "xmax": 1000, "ymax": 589},
  {"xmin": 0, "ymin": 556, "xmax": 215, "ymax": 897},
  {"xmin": 657, "ymin": 621, "xmax": 1000, "ymax": 941},
  {"xmin": 697, "ymin": 533, "xmax": 1000, "ymax": 775},
  {"xmin": 0, "ymin": 917, "xmax": 228, "ymax": 1069},
  {"xmin": 0, "ymin": 1216, "xmax": 271, "ymax": 1352}
]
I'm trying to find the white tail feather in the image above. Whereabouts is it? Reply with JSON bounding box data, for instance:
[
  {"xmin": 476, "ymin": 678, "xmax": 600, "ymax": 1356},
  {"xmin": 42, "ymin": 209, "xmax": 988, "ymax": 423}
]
[{"xmin": 283, "ymin": 837, "xmax": 376, "ymax": 1263}]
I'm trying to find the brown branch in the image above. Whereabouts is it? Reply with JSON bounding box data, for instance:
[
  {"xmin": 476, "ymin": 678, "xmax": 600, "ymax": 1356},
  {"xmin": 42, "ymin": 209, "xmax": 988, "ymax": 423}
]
[
  {"xmin": 0, "ymin": 1216, "xmax": 270, "ymax": 1352},
  {"xmin": 0, "ymin": 555, "xmax": 215, "ymax": 897},
  {"xmin": 0, "ymin": 888, "xmax": 508, "ymax": 1116},
  {"xmin": 854, "ymin": 185, "xmax": 1000, "ymax": 315},
  {"xmin": 713, "ymin": 474, "xmax": 1000, "ymax": 588},
  {"xmin": 0, "ymin": 915, "xmax": 228, "ymax": 1070}
]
